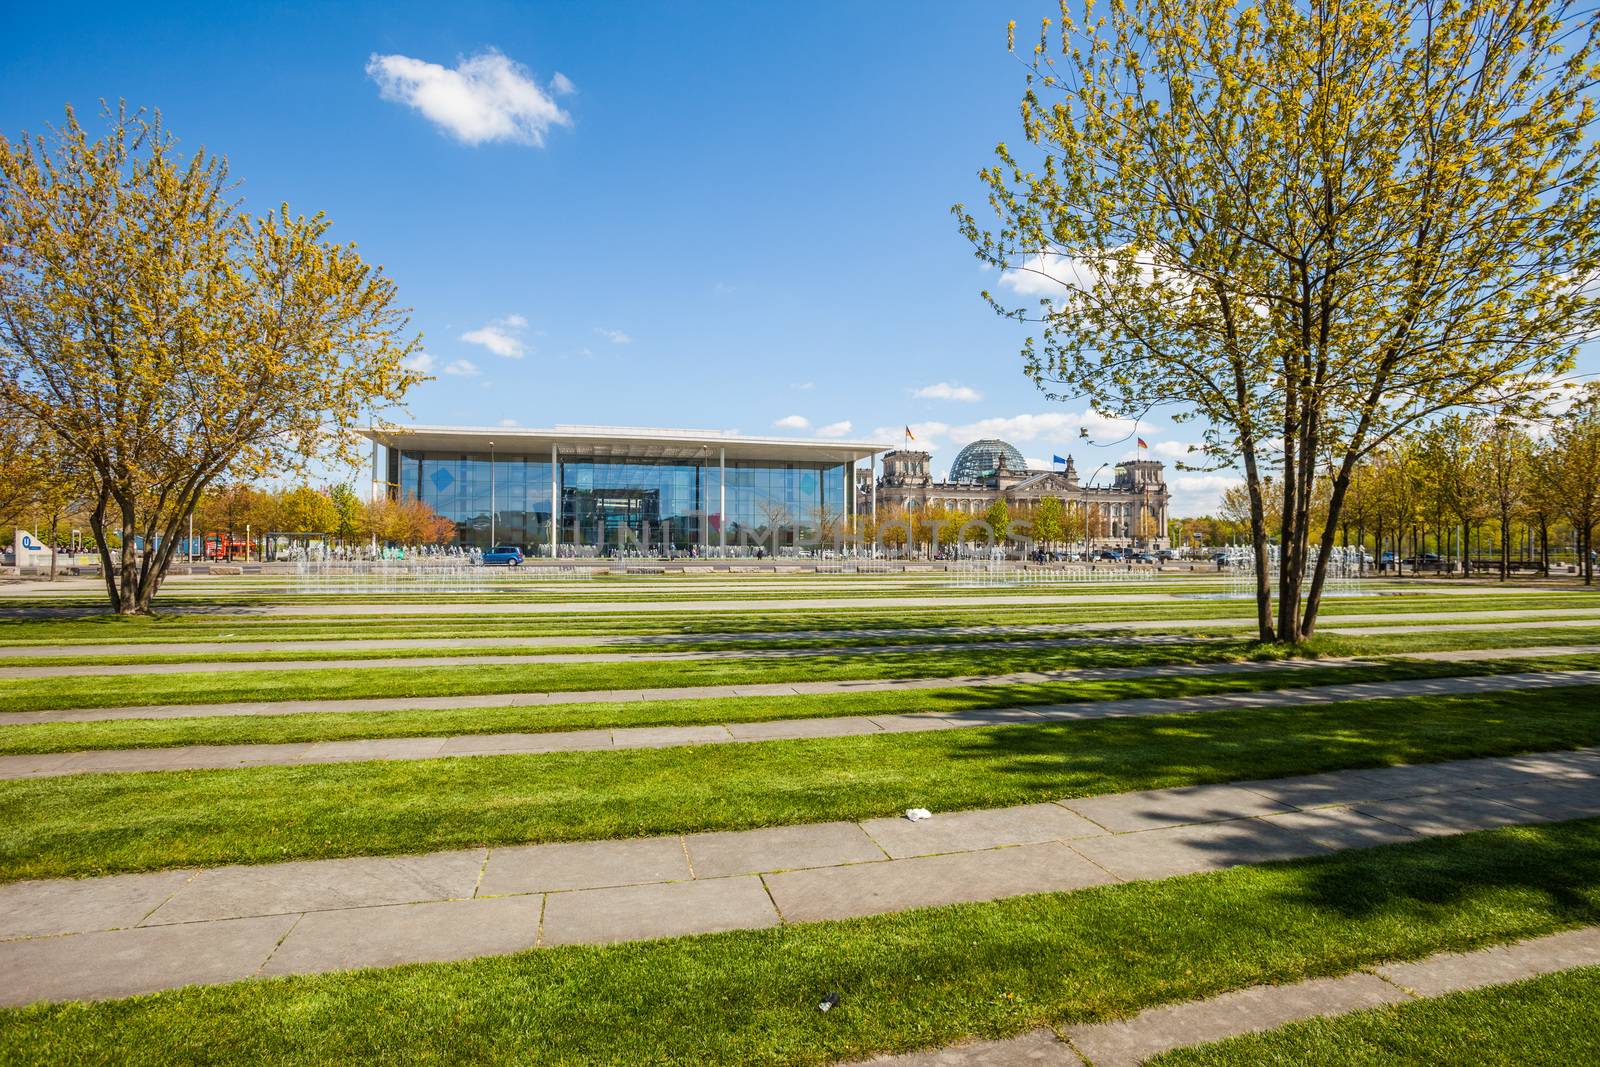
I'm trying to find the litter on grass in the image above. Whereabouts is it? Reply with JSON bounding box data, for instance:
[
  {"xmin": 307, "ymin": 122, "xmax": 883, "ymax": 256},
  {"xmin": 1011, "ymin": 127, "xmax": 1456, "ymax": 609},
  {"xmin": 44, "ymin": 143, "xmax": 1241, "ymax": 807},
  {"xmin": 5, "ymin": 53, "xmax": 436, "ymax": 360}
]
[
  {"xmin": 818, "ymin": 991, "xmax": 841, "ymax": 1013},
  {"xmin": 905, "ymin": 808, "xmax": 932, "ymax": 822}
]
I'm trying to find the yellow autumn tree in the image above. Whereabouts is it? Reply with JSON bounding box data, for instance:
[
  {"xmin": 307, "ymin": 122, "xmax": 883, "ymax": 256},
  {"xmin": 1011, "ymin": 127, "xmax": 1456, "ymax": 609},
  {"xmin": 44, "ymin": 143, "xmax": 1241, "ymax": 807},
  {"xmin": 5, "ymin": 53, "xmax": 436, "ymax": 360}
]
[
  {"xmin": 959, "ymin": 0, "xmax": 1600, "ymax": 641},
  {"xmin": 0, "ymin": 105, "xmax": 421, "ymax": 612}
]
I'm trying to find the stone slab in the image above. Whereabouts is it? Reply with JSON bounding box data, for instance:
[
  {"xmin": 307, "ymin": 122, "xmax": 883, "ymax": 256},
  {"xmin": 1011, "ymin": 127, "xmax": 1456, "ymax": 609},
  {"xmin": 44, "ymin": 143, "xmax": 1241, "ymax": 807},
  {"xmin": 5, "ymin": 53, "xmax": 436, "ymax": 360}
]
[
  {"xmin": 1351, "ymin": 793, "xmax": 1554, "ymax": 837},
  {"xmin": 725, "ymin": 716, "xmax": 884, "ymax": 741},
  {"xmin": 261, "ymin": 895, "xmax": 542, "ymax": 975},
  {"xmin": 853, "ymin": 1029, "xmax": 1081, "ymax": 1066},
  {"xmin": 478, "ymin": 836, "xmax": 690, "ymax": 896},
  {"xmin": 1234, "ymin": 766, "xmax": 1433, "ymax": 810},
  {"xmin": 144, "ymin": 850, "xmax": 486, "ymax": 925},
  {"xmin": 0, "ymin": 914, "xmax": 296, "ymax": 1006},
  {"xmin": 1068, "ymin": 818, "xmax": 1330, "ymax": 882},
  {"xmin": 1064, "ymin": 972, "xmax": 1407, "ymax": 1067},
  {"xmin": 435, "ymin": 729, "xmax": 614, "ymax": 756},
  {"xmin": 764, "ymin": 841, "xmax": 1114, "ymax": 923},
  {"xmin": 685, "ymin": 821, "xmax": 885, "ymax": 879},
  {"xmin": 862, "ymin": 804, "xmax": 1106, "ymax": 860},
  {"xmin": 1256, "ymin": 807, "xmax": 1422, "ymax": 851},
  {"xmin": 1488, "ymin": 779, "xmax": 1600, "ymax": 821},
  {"xmin": 539, "ymin": 876, "xmax": 778, "ymax": 946},
  {"xmin": 1377, "ymin": 925, "xmax": 1600, "ymax": 996},
  {"xmin": 1064, "ymin": 784, "xmax": 1297, "ymax": 833},
  {"xmin": 610, "ymin": 725, "xmax": 732, "ymax": 748},
  {"xmin": 0, "ymin": 869, "xmax": 196, "ymax": 940},
  {"xmin": 298, "ymin": 737, "xmax": 451, "ymax": 763}
]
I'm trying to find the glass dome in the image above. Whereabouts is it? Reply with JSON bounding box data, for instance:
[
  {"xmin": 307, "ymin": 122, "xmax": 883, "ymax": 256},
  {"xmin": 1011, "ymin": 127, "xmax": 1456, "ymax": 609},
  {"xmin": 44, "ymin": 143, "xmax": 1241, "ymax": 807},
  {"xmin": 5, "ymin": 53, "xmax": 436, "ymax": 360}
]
[{"xmin": 949, "ymin": 439, "xmax": 1027, "ymax": 482}]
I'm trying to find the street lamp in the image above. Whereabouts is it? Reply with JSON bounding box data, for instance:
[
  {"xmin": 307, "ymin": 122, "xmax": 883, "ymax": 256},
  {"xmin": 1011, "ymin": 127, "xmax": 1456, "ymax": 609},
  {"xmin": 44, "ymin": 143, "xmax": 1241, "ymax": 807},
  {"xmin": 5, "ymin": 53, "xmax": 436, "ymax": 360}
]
[{"xmin": 1081, "ymin": 462, "xmax": 1109, "ymax": 558}]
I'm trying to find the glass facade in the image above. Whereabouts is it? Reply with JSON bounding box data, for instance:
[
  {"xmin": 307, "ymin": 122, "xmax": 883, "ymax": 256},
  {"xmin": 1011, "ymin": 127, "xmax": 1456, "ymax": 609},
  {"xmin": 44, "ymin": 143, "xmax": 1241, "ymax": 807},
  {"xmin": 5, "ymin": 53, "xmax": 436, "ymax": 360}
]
[{"xmin": 388, "ymin": 446, "xmax": 851, "ymax": 551}]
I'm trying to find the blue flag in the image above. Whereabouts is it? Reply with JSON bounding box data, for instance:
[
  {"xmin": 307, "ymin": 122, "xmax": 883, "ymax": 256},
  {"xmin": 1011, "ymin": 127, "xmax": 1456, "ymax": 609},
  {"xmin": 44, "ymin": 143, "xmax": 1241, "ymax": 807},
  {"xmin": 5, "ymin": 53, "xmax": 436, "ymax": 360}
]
[{"xmin": 1052, "ymin": 454, "xmax": 1067, "ymax": 465}]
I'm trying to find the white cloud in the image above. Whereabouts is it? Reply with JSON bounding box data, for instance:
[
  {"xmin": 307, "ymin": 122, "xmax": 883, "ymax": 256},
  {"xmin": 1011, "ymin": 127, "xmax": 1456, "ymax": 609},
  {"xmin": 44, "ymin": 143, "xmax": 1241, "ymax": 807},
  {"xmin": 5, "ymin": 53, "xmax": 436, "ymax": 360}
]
[
  {"xmin": 498, "ymin": 418, "xmax": 519, "ymax": 427},
  {"xmin": 402, "ymin": 352, "xmax": 437, "ymax": 373},
  {"xmin": 998, "ymin": 251, "xmax": 1108, "ymax": 297},
  {"xmin": 595, "ymin": 327, "xmax": 631, "ymax": 345},
  {"xmin": 442, "ymin": 358, "xmax": 480, "ymax": 376},
  {"xmin": 366, "ymin": 49, "xmax": 573, "ymax": 147},
  {"xmin": 1024, "ymin": 456, "xmax": 1052, "ymax": 471},
  {"xmin": 461, "ymin": 315, "xmax": 528, "ymax": 358},
  {"xmin": 1120, "ymin": 440, "xmax": 1200, "ymax": 461},
  {"xmin": 790, "ymin": 381, "xmax": 815, "ymax": 391},
  {"xmin": 773, "ymin": 415, "xmax": 811, "ymax": 430},
  {"xmin": 816, "ymin": 420, "xmax": 853, "ymax": 438},
  {"xmin": 946, "ymin": 410, "xmax": 1138, "ymax": 447},
  {"xmin": 914, "ymin": 382, "xmax": 983, "ymax": 402},
  {"xmin": 549, "ymin": 72, "xmax": 577, "ymax": 96},
  {"xmin": 870, "ymin": 421, "xmax": 951, "ymax": 449},
  {"xmin": 1168, "ymin": 474, "xmax": 1240, "ymax": 515}
]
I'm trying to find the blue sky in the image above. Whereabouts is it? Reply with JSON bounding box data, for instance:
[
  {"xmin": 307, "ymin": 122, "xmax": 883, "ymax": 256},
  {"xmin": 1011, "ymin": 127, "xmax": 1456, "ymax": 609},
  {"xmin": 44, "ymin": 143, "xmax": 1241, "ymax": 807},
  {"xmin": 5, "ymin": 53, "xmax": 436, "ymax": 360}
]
[{"xmin": 3, "ymin": 2, "xmax": 1591, "ymax": 514}]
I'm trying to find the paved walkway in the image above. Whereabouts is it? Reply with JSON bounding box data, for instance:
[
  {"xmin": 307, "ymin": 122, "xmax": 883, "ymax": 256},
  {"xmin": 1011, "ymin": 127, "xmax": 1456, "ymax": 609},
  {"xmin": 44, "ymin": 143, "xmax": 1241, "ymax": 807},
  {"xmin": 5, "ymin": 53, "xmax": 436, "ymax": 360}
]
[
  {"xmin": 2, "ymin": 747, "xmax": 1595, "ymax": 1006},
  {"xmin": 4, "ymin": 660, "xmax": 1599, "ymax": 780},
  {"xmin": 0, "ymin": 636, "xmax": 1225, "ymax": 680},
  {"xmin": 5, "ymin": 606, "xmax": 1597, "ymax": 660},
  {"xmin": 5, "ymin": 646, "xmax": 1596, "ymax": 729},
  {"xmin": 852, "ymin": 926, "xmax": 1600, "ymax": 1066}
]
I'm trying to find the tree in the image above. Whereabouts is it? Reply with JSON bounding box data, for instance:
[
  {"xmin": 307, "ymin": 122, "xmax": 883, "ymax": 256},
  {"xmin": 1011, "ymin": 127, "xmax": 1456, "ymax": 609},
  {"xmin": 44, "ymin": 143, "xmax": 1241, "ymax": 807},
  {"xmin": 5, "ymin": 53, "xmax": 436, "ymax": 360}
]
[
  {"xmin": 960, "ymin": 1, "xmax": 1600, "ymax": 641},
  {"xmin": 327, "ymin": 483, "xmax": 363, "ymax": 542},
  {"xmin": 982, "ymin": 498, "xmax": 1010, "ymax": 543},
  {"xmin": 1033, "ymin": 495, "xmax": 1065, "ymax": 545},
  {"xmin": 1481, "ymin": 419, "xmax": 1532, "ymax": 580},
  {"xmin": 277, "ymin": 485, "xmax": 339, "ymax": 534},
  {"xmin": 0, "ymin": 106, "xmax": 419, "ymax": 613},
  {"xmin": 1546, "ymin": 386, "xmax": 1600, "ymax": 584},
  {"xmin": 1420, "ymin": 415, "xmax": 1488, "ymax": 575}
]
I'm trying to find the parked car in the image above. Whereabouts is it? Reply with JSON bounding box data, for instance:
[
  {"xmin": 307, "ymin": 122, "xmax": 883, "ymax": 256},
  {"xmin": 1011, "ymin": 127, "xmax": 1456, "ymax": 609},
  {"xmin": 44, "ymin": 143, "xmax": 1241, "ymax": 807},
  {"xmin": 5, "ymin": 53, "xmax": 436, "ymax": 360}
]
[
  {"xmin": 480, "ymin": 545, "xmax": 525, "ymax": 566},
  {"xmin": 1130, "ymin": 552, "xmax": 1156, "ymax": 564},
  {"xmin": 1097, "ymin": 550, "xmax": 1122, "ymax": 561}
]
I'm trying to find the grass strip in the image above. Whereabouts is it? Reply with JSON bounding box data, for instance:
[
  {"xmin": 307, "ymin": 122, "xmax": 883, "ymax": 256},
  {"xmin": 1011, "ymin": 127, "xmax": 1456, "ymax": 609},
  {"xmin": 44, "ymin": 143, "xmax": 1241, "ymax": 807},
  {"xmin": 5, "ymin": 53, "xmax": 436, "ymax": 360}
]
[
  {"xmin": 0, "ymin": 640, "xmax": 1279, "ymax": 712},
  {"xmin": 3, "ymin": 685, "xmax": 1598, "ymax": 882},
  {"xmin": 1150, "ymin": 965, "xmax": 1600, "ymax": 1066},
  {"xmin": 3, "ymin": 592, "xmax": 1596, "ymax": 645},
  {"xmin": 2, "ymin": 821, "xmax": 1598, "ymax": 1065},
  {"xmin": 3, "ymin": 626, "xmax": 1599, "ymax": 715},
  {"xmin": 3, "ymin": 653, "xmax": 1598, "ymax": 756}
]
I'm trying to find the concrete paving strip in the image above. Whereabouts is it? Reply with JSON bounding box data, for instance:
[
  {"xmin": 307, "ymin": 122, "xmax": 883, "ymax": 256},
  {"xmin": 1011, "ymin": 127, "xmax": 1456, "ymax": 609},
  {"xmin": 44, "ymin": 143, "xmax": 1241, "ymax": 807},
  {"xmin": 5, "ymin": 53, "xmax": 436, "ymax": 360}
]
[
  {"xmin": 8, "ymin": 584, "xmax": 1556, "ymax": 619},
  {"xmin": 1, "ymin": 748, "xmax": 1596, "ymax": 1006},
  {"xmin": 0, "ymin": 635, "xmax": 1229, "ymax": 679},
  {"xmin": 1, "ymin": 637, "xmax": 1590, "ymax": 685},
  {"xmin": 3, "ymin": 646, "xmax": 1597, "ymax": 731},
  {"xmin": 4, "ymin": 606, "xmax": 1598, "ymax": 659},
  {"xmin": 853, "ymin": 926, "xmax": 1600, "ymax": 1066}
]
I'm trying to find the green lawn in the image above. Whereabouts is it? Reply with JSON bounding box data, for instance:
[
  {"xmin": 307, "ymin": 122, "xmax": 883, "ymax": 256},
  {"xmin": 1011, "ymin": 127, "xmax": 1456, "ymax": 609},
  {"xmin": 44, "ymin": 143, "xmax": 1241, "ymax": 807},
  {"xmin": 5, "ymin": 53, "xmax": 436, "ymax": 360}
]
[
  {"xmin": 2, "ymin": 590, "xmax": 1595, "ymax": 646},
  {"xmin": 1150, "ymin": 966, "xmax": 1600, "ymax": 1066},
  {"xmin": 1, "ymin": 821, "xmax": 1597, "ymax": 1066},
  {"xmin": 2, "ymin": 624, "xmax": 1598, "ymax": 715},
  {"xmin": 3, "ymin": 652, "xmax": 1598, "ymax": 756},
  {"xmin": 3, "ymin": 685, "xmax": 1597, "ymax": 882}
]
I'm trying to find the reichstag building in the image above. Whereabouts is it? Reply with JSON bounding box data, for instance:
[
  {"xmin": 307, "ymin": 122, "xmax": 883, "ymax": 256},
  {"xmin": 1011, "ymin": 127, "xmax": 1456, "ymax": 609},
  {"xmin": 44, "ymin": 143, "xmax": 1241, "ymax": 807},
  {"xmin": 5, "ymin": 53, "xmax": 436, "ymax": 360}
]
[{"xmin": 869, "ymin": 439, "xmax": 1170, "ymax": 548}]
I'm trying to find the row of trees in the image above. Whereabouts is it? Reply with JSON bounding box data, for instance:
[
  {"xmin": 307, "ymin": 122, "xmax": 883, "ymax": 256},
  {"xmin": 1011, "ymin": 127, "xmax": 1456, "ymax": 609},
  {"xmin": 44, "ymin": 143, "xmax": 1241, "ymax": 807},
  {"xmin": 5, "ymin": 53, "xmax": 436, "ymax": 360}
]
[
  {"xmin": 1336, "ymin": 401, "xmax": 1600, "ymax": 583},
  {"xmin": 2, "ymin": 478, "xmax": 460, "ymax": 562},
  {"xmin": 192, "ymin": 484, "xmax": 455, "ymax": 548},
  {"xmin": 1175, "ymin": 400, "xmax": 1600, "ymax": 585}
]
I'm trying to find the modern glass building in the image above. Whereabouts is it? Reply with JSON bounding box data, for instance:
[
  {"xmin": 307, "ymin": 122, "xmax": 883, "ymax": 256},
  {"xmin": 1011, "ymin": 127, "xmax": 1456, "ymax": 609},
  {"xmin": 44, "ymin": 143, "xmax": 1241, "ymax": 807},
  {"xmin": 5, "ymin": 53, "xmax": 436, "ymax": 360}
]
[{"xmin": 362, "ymin": 425, "xmax": 892, "ymax": 554}]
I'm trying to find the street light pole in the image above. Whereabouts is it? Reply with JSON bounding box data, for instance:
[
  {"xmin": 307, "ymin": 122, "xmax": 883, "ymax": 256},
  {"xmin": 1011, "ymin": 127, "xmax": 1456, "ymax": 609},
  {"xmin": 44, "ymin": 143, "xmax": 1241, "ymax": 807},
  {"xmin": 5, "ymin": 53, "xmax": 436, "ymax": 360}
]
[
  {"xmin": 489, "ymin": 442, "xmax": 495, "ymax": 548},
  {"xmin": 1082, "ymin": 462, "xmax": 1108, "ymax": 558}
]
